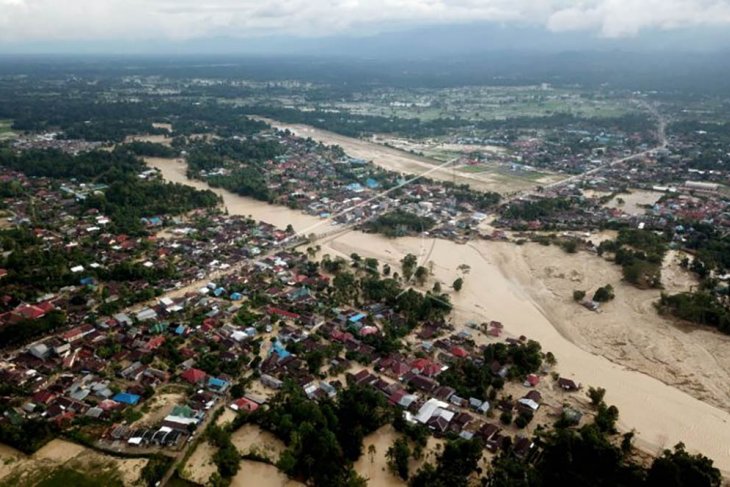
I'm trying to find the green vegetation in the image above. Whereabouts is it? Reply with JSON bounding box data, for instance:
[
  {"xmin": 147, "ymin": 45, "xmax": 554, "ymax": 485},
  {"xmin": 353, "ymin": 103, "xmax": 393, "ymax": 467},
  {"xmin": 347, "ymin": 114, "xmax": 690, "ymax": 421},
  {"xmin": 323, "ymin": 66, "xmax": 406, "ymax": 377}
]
[
  {"xmin": 29, "ymin": 466, "xmax": 124, "ymax": 487},
  {"xmin": 573, "ymin": 290, "xmax": 586, "ymax": 301},
  {"xmin": 247, "ymin": 106, "xmax": 654, "ymax": 140},
  {"xmin": 0, "ymin": 310, "xmax": 66, "ymax": 349},
  {"xmin": 502, "ymin": 197, "xmax": 573, "ymax": 221},
  {"xmin": 124, "ymin": 141, "xmax": 177, "ymax": 158},
  {"xmin": 658, "ymin": 292, "xmax": 730, "ymax": 334},
  {"xmin": 593, "ymin": 284, "xmax": 615, "ymax": 303},
  {"xmin": 0, "ymin": 418, "xmax": 58, "ymax": 455},
  {"xmin": 0, "ymin": 147, "xmax": 220, "ymax": 234},
  {"xmin": 186, "ymin": 138, "xmax": 285, "ymax": 202},
  {"xmin": 386, "ymin": 437, "xmax": 412, "ymax": 480},
  {"xmin": 438, "ymin": 341, "xmax": 543, "ymax": 398},
  {"xmin": 141, "ymin": 455, "xmax": 173, "ymax": 487},
  {"xmin": 365, "ymin": 210, "xmax": 435, "ymax": 237},
  {"xmin": 598, "ymin": 229, "xmax": 668, "ymax": 289},
  {"xmin": 207, "ymin": 425, "xmax": 241, "ymax": 480},
  {"xmin": 252, "ymin": 385, "xmax": 389, "ymax": 487},
  {"xmin": 487, "ymin": 407, "xmax": 720, "ymax": 487},
  {"xmin": 410, "ymin": 438, "xmax": 483, "ymax": 487},
  {"xmin": 453, "ymin": 277, "xmax": 464, "ymax": 291}
]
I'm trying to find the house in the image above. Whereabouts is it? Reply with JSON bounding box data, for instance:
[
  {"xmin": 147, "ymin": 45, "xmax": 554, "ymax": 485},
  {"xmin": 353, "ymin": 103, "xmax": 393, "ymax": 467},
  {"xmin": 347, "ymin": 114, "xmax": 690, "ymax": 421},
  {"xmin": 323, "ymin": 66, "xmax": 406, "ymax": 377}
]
[
  {"xmin": 112, "ymin": 392, "xmax": 141, "ymax": 406},
  {"xmin": 261, "ymin": 374, "xmax": 283, "ymax": 389},
  {"xmin": 181, "ymin": 368, "xmax": 207, "ymax": 385},
  {"xmin": 230, "ymin": 397, "xmax": 259, "ymax": 413},
  {"xmin": 63, "ymin": 324, "xmax": 94, "ymax": 343},
  {"xmin": 558, "ymin": 377, "xmax": 580, "ymax": 391},
  {"xmin": 207, "ymin": 377, "xmax": 230, "ymax": 394},
  {"xmin": 29, "ymin": 343, "xmax": 50, "ymax": 360},
  {"xmin": 136, "ymin": 308, "xmax": 157, "ymax": 322}
]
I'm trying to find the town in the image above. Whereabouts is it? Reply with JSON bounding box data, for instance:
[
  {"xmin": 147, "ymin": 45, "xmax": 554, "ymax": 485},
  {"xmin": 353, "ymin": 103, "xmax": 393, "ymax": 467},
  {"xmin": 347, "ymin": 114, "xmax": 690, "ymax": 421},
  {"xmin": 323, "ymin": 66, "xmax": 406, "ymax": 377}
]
[{"xmin": 0, "ymin": 59, "xmax": 727, "ymax": 487}]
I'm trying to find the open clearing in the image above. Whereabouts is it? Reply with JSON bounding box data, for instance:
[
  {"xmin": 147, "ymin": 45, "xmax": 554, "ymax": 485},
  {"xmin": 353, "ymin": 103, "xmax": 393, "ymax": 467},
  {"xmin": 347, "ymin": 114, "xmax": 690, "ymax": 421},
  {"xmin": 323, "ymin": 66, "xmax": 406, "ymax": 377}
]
[
  {"xmin": 0, "ymin": 120, "xmax": 16, "ymax": 140},
  {"xmin": 604, "ymin": 189, "xmax": 663, "ymax": 216},
  {"xmin": 125, "ymin": 134, "xmax": 172, "ymax": 146}
]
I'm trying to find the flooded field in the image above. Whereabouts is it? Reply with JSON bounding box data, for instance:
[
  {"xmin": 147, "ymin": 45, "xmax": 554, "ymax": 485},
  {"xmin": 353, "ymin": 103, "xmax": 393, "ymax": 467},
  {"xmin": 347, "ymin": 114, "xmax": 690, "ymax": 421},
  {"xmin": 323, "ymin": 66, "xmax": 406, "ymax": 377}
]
[
  {"xmin": 604, "ymin": 189, "xmax": 663, "ymax": 215},
  {"xmin": 353, "ymin": 425, "xmax": 445, "ymax": 487},
  {"xmin": 125, "ymin": 134, "xmax": 172, "ymax": 146},
  {"xmin": 230, "ymin": 424, "xmax": 285, "ymax": 462},
  {"xmin": 232, "ymin": 461, "xmax": 304, "ymax": 487}
]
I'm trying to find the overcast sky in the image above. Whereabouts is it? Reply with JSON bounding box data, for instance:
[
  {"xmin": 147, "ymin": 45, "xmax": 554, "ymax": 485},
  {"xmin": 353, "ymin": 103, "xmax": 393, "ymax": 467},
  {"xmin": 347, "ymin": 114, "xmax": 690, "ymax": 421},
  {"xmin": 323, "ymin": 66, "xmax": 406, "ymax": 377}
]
[{"xmin": 1, "ymin": 0, "xmax": 730, "ymax": 45}]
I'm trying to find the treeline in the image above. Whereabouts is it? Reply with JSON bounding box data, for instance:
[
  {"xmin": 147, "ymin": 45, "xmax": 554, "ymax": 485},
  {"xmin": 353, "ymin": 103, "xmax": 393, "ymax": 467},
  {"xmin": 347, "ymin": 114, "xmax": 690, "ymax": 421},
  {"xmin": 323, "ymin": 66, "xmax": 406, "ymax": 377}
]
[
  {"xmin": 248, "ymin": 106, "xmax": 655, "ymax": 139},
  {"xmin": 501, "ymin": 197, "xmax": 574, "ymax": 221},
  {"xmin": 123, "ymin": 141, "xmax": 177, "ymax": 158},
  {"xmin": 658, "ymin": 292, "xmax": 730, "ymax": 334},
  {"xmin": 0, "ymin": 93, "xmax": 270, "ymax": 142},
  {"xmin": 682, "ymin": 223, "xmax": 730, "ymax": 276},
  {"xmin": 488, "ymin": 422, "xmax": 721, "ymax": 487},
  {"xmin": 0, "ymin": 147, "xmax": 145, "ymax": 183},
  {"xmin": 364, "ymin": 210, "xmax": 435, "ymax": 237}
]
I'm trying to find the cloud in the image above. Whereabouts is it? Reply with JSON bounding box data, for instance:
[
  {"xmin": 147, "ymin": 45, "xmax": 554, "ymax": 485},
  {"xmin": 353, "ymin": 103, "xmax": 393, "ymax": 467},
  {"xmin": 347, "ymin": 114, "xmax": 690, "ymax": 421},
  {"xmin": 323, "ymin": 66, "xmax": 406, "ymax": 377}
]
[
  {"xmin": 547, "ymin": 0, "xmax": 730, "ymax": 37},
  {"xmin": 0, "ymin": 0, "xmax": 729, "ymax": 42}
]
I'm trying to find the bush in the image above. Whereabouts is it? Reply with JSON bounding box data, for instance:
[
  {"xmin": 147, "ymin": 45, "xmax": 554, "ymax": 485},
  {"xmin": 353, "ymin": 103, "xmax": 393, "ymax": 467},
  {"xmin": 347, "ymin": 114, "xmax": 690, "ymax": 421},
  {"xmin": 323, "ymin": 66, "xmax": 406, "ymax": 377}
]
[
  {"xmin": 573, "ymin": 290, "xmax": 586, "ymax": 302},
  {"xmin": 593, "ymin": 285, "xmax": 615, "ymax": 303},
  {"xmin": 500, "ymin": 411, "xmax": 513, "ymax": 425}
]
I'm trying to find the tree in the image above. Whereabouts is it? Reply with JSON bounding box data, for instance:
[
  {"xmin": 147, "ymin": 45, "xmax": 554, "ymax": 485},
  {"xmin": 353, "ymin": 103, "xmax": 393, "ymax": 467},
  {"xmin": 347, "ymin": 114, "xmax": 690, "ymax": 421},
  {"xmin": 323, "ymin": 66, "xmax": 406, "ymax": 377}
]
[
  {"xmin": 414, "ymin": 266, "xmax": 429, "ymax": 286},
  {"xmin": 453, "ymin": 278, "xmax": 464, "ymax": 292},
  {"xmin": 594, "ymin": 403, "xmax": 619, "ymax": 433},
  {"xmin": 368, "ymin": 444, "xmax": 376, "ymax": 464},
  {"xmin": 573, "ymin": 290, "xmax": 586, "ymax": 301},
  {"xmin": 386, "ymin": 437, "xmax": 411, "ymax": 480},
  {"xmin": 587, "ymin": 386, "xmax": 607, "ymax": 407},
  {"xmin": 593, "ymin": 284, "xmax": 615, "ymax": 303},
  {"xmin": 433, "ymin": 282, "xmax": 442, "ymax": 293},
  {"xmin": 401, "ymin": 254, "xmax": 418, "ymax": 281},
  {"xmin": 500, "ymin": 411, "xmax": 513, "ymax": 425},
  {"xmin": 647, "ymin": 443, "xmax": 721, "ymax": 487}
]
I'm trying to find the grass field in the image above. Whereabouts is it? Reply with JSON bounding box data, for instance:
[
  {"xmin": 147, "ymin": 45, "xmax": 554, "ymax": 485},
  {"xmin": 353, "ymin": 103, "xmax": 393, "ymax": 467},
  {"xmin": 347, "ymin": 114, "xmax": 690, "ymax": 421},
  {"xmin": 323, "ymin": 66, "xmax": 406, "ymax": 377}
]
[
  {"xmin": 0, "ymin": 120, "xmax": 16, "ymax": 140},
  {"xmin": 341, "ymin": 87, "xmax": 636, "ymax": 122},
  {"xmin": 1, "ymin": 465, "xmax": 124, "ymax": 487}
]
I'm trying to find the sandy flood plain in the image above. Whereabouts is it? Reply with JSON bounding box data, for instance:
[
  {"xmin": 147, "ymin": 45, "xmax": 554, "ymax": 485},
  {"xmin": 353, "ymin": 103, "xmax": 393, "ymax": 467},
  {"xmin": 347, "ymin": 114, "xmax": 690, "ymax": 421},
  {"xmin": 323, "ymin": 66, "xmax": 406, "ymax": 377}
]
[
  {"xmin": 354, "ymin": 425, "xmax": 446, "ymax": 487},
  {"xmin": 150, "ymin": 157, "xmax": 730, "ymax": 472},
  {"xmin": 0, "ymin": 439, "xmax": 147, "ymax": 486}
]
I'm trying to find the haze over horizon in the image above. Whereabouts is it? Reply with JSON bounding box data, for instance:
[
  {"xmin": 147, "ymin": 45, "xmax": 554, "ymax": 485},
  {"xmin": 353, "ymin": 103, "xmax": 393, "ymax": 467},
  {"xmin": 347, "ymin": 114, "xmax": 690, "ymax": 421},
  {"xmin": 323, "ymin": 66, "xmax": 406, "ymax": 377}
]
[{"xmin": 1, "ymin": 0, "xmax": 730, "ymax": 56}]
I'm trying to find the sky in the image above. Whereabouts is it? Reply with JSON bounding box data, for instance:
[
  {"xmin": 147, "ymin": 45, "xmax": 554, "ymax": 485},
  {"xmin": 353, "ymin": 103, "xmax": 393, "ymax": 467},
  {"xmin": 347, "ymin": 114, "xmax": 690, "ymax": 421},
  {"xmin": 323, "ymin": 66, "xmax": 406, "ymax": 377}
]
[{"xmin": 1, "ymin": 0, "xmax": 730, "ymax": 53}]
